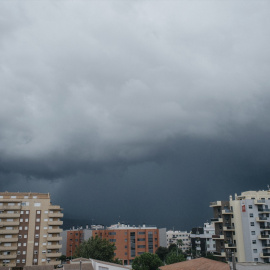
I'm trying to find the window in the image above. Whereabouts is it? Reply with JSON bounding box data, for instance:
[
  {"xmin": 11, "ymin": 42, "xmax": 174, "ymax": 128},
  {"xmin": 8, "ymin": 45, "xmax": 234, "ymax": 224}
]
[
  {"xmin": 250, "ymin": 222, "xmax": 255, "ymax": 226},
  {"xmin": 137, "ymin": 238, "xmax": 146, "ymax": 241},
  {"xmin": 23, "ymin": 251, "xmax": 26, "ymax": 254},
  {"xmin": 109, "ymin": 239, "xmax": 116, "ymax": 242},
  {"xmin": 252, "ymin": 240, "xmax": 256, "ymax": 244},
  {"xmin": 254, "ymin": 258, "xmax": 258, "ymax": 262},
  {"xmin": 23, "ymin": 243, "xmax": 27, "ymax": 246},
  {"xmin": 253, "ymin": 249, "xmax": 257, "ymax": 253},
  {"xmin": 250, "ymin": 213, "xmax": 254, "ymax": 218},
  {"xmin": 36, "ymin": 218, "xmax": 40, "ymax": 222},
  {"xmin": 109, "ymin": 232, "xmax": 116, "ymax": 235},
  {"xmin": 25, "ymin": 218, "xmax": 28, "ymax": 222},
  {"xmin": 35, "ymin": 242, "xmax": 39, "ymax": 246},
  {"xmin": 26, "ymin": 211, "xmax": 29, "ymax": 214},
  {"xmin": 138, "ymin": 232, "xmax": 145, "ymax": 235},
  {"xmin": 249, "ymin": 205, "xmax": 253, "ymax": 209},
  {"xmin": 25, "ymin": 226, "xmax": 28, "ymax": 230},
  {"xmin": 21, "ymin": 211, "xmax": 24, "ymax": 214},
  {"xmin": 36, "ymin": 226, "xmax": 40, "ymax": 230},
  {"xmin": 251, "ymin": 231, "xmax": 255, "ymax": 235},
  {"xmin": 138, "ymin": 245, "xmax": 146, "ymax": 248},
  {"xmin": 42, "ymin": 250, "xmax": 46, "ymax": 254},
  {"xmin": 22, "ymin": 259, "xmax": 26, "ymax": 263},
  {"xmin": 24, "ymin": 235, "xmax": 27, "ymax": 238},
  {"xmin": 17, "ymin": 259, "xmax": 20, "ymax": 263}
]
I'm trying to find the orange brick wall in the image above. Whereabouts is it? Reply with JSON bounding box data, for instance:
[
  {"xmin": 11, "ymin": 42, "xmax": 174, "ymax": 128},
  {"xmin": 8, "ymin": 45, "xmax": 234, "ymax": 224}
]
[{"xmin": 92, "ymin": 228, "xmax": 160, "ymax": 264}]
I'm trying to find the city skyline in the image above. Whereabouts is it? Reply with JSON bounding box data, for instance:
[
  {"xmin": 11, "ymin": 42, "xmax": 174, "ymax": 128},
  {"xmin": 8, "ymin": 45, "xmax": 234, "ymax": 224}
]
[{"xmin": 1, "ymin": 1, "xmax": 270, "ymax": 231}]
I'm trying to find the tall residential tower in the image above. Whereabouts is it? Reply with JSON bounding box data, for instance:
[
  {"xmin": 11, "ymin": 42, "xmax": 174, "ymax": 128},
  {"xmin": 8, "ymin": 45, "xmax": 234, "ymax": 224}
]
[
  {"xmin": 0, "ymin": 192, "xmax": 63, "ymax": 267},
  {"xmin": 210, "ymin": 190, "xmax": 270, "ymax": 263}
]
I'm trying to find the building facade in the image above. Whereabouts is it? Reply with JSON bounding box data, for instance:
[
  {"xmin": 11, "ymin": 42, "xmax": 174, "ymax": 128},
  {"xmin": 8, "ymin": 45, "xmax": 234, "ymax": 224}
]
[
  {"xmin": 166, "ymin": 230, "xmax": 191, "ymax": 252},
  {"xmin": 61, "ymin": 226, "xmax": 93, "ymax": 257},
  {"xmin": 0, "ymin": 192, "xmax": 63, "ymax": 267},
  {"xmin": 92, "ymin": 223, "xmax": 165, "ymax": 265},
  {"xmin": 210, "ymin": 190, "xmax": 270, "ymax": 263},
  {"xmin": 190, "ymin": 222, "xmax": 215, "ymax": 257}
]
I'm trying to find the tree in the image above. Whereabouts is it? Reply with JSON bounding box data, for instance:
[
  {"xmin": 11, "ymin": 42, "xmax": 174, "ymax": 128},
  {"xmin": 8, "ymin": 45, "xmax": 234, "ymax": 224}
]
[
  {"xmin": 155, "ymin": 246, "xmax": 169, "ymax": 262},
  {"xmin": 132, "ymin": 253, "xmax": 163, "ymax": 270},
  {"xmin": 165, "ymin": 252, "xmax": 185, "ymax": 265},
  {"xmin": 74, "ymin": 236, "xmax": 115, "ymax": 262},
  {"xmin": 58, "ymin": 255, "xmax": 67, "ymax": 263}
]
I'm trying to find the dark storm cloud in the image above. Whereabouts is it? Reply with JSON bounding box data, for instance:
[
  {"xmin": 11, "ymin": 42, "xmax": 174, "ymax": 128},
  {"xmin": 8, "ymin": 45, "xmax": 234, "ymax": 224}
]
[{"xmin": 1, "ymin": 0, "xmax": 270, "ymax": 229}]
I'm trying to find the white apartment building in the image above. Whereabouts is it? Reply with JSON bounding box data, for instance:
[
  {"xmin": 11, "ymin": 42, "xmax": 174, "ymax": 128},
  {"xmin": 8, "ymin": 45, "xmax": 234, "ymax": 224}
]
[
  {"xmin": 210, "ymin": 190, "xmax": 270, "ymax": 263},
  {"xmin": 0, "ymin": 192, "xmax": 63, "ymax": 267},
  {"xmin": 166, "ymin": 230, "xmax": 191, "ymax": 252}
]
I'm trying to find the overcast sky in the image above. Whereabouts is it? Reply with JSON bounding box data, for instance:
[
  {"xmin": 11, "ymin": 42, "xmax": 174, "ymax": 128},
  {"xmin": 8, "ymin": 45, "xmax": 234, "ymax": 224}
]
[{"xmin": 1, "ymin": 0, "xmax": 270, "ymax": 230}]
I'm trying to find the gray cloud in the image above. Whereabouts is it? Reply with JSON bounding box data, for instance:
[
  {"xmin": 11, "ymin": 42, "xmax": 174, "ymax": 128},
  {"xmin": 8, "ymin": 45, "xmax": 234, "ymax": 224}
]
[{"xmin": 1, "ymin": 0, "xmax": 270, "ymax": 229}]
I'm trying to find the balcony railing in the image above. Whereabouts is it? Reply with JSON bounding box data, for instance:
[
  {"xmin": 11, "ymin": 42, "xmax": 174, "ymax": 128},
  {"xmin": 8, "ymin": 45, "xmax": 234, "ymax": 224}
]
[
  {"xmin": 223, "ymin": 226, "xmax": 235, "ymax": 231},
  {"xmin": 48, "ymin": 213, "xmax": 64, "ymax": 218},
  {"xmin": 46, "ymin": 252, "xmax": 61, "ymax": 258},
  {"xmin": 222, "ymin": 209, "xmax": 233, "ymax": 214},
  {"xmin": 213, "ymin": 251, "xmax": 226, "ymax": 257},
  {"xmin": 225, "ymin": 243, "xmax": 237, "ymax": 248},
  {"xmin": 258, "ymin": 234, "xmax": 270, "ymax": 240},
  {"xmin": 0, "ymin": 237, "xmax": 18, "ymax": 242},
  {"xmin": 254, "ymin": 199, "xmax": 265, "ymax": 205},
  {"xmin": 0, "ymin": 229, "xmax": 19, "ymax": 234},
  {"xmin": 210, "ymin": 201, "xmax": 222, "ymax": 207},
  {"xmin": 256, "ymin": 216, "xmax": 268, "ymax": 222},
  {"xmin": 212, "ymin": 235, "xmax": 224, "ymax": 240},
  {"xmin": 260, "ymin": 252, "xmax": 270, "ymax": 258},
  {"xmin": 211, "ymin": 218, "xmax": 223, "ymax": 223}
]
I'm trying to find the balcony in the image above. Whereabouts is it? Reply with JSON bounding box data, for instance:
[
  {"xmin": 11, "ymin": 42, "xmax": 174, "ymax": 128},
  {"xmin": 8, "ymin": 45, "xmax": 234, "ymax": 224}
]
[
  {"xmin": 47, "ymin": 237, "xmax": 62, "ymax": 241},
  {"xmin": 223, "ymin": 226, "xmax": 235, "ymax": 231},
  {"xmin": 225, "ymin": 243, "xmax": 237, "ymax": 249},
  {"xmin": 48, "ymin": 213, "xmax": 63, "ymax": 218},
  {"xmin": 0, "ymin": 237, "xmax": 18, "ymax": 242},
  {"xmin": 0, "ymin": 246, "xmax": 17, "ymax": 251},
  {"xmin": 262, "ymin": 244, "xmax": 270, "ymax": 248},
  {"xmin": 213, "ymin": 251, "xmax": 226, "ymax": 257},
  {"xmin": 1, "ymin": 263, "xmax": 16, "ymax": 267},
  {"xmin": 47, "ymin": 244, "xmax": 62, "ymax": 249},
  {"xmin": 0, "ymin": 213, "xmax": 20, "ymax": 218},
  {"xmin": 0, "ymin": 229, "xmax": 19, "ymax": 235},
  {"xmin": 259, "ymin": 208, "xmax": 270, "ymax": 213},
  {"xmin": 211, "ymin": 218, "xmax": 223, "ymax": 223},
  {"xmin": 48, "ymin": 221, "xmax": 63, "ymax": 226},
  {"xmin": 196, "ymin": 247, "xmax": 201, "ymax": 251},
  {"xmin": 222, "ymin": 209, "xmax": 233, "ymax": 215},
  {"xmin": 0, "ymin": 205, "xmax": 21, "ymax": 210},
  {"xmin": 212, "ymin": 235, "xmax": 224, "ymax": 240},
  {"xmin": 195, "ymin": 241, "xmax": 201, "ymax": 245},
  {"xmin": 260, "ymin": 225, "xmax": 270, "ymax": 230},
  {"xmin": 254, "ymin": 199, "xmax": 265, "ymax": 205},
  {"xmin": 0, "ymin": 254, "xmax": 17, "ymax": 259},
  {"xmin": 210, "ymin": 201, "xmax": 222, "ymax": 207},
  {"xmin": 48, "ymin": 205, "xmax": 63, "ymax": 210},
  {"xmin": 46, "ymin": 252, "xmax": 61, "ymax": 258},
  {"xmin": 47, "ymin": 229, "xmax": 63, "ymax": 234},
  {"xmin": 258, "ymin": 234, "xmax": 270, "ymax": 240},
  {"xmin": 1, "ymin": 221, "xmax": 20, "ymax": 226},
  {"xmin": 256, "ymin": 216, "xmax": 268, "ymax": 222},
  {"xmin": 260, "ymin": 252, "xmax": 270, "ymax": 258}
]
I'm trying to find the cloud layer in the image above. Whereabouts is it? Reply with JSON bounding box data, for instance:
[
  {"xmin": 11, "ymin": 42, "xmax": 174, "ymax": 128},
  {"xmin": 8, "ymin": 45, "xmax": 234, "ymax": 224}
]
[{"xmin": 1, "ymin": 1, "xmax": 270, "ymax": 229}]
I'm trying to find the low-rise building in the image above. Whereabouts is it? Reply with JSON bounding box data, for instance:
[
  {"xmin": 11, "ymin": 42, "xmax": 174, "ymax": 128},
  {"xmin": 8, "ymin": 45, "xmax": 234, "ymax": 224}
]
[
  {"xmin": 166, "ymin": 230, "xmax": 191, "ymax": 252},
  {"xmin": 190, "ymin": 222, "xmax": 215, "ymax": 257}
]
